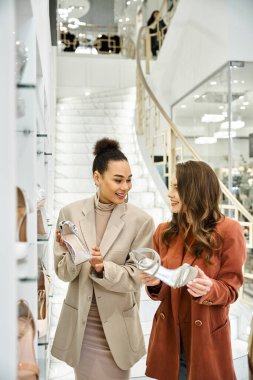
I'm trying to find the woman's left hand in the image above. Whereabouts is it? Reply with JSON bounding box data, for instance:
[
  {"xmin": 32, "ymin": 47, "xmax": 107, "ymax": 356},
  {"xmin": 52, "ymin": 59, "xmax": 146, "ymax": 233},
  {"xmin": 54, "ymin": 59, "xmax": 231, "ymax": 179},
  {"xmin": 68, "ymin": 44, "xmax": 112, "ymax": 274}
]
[
  {"xmin": 187, "ymin": 265, "xmax": 213, "ymax": 297},
  {"xmin": 89, "ymin": 246, "xmax": 104, "ymax": 273}
]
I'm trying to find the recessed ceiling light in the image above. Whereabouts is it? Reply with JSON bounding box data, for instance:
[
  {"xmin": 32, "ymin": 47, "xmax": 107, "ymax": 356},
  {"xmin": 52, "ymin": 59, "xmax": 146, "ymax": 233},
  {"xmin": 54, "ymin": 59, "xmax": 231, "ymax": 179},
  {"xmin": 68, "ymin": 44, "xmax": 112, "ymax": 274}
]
[
  {"xmin": 219, "ymin": 106, "xmax": 224, "ymax": 110},
  {"xmin": 214, "ymin": 131, "xmax": 236, "ymax": 139},
  {"xmin": 194, "ymin": 94, "xmax": 200, "ymax": 99},
  {"xmin": 85, "ymin": 91, "xmax": 90, "ymax": 96},
  {"xmin": 220, "ymin": 120, "xmax": 245, "ymax": 129},
  {"xmin": 195, "ymin": 137, "xmax": 217, "ymax": 144},
  {"xmin": 180, "ymin": 104, "xmax": 187, "ymax": 108},
  {"xmin": 243, "ymin": 102, "xmax": 249, "ymax": 106},
  {"xmin": 240, "ymin": 106, "xmax": 246, "ymax": 110},
  {"xmin": 201, "ymin": 114, "xmax": 226, "ymax": 123},
  {"xmin": 210, "ymin": 81, "xmax": 217, "ymax": 85}
]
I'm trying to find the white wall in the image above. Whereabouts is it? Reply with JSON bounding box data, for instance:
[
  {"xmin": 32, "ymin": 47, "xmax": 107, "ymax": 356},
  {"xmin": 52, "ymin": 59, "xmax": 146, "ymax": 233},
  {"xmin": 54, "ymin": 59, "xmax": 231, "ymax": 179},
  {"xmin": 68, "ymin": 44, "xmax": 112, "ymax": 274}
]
[
  {"xmin": 149, "ymin": 0, "xmax": 253, "ymax": 111},
  {"xmin": 57, "ymin": 54, "xmax": 136, "ymax": 98},
  {"xmin": 31, "ymin": 0, "xmax": 52, "ymax": 105}
]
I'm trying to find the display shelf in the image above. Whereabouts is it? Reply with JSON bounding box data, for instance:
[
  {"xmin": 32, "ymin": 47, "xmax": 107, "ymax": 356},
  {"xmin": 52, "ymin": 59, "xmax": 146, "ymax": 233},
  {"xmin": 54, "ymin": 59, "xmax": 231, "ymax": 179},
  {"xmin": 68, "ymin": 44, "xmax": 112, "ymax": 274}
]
[
  {"xmin": 13, "ymin": 0, "xmax": 55, "ymax": 378},
  {"xmin": 17, "ymin": 242, "xmax": 37, "ymax": 281},
  {"xmin": 37, "ymin": 133, "xmax": 48, "ymax": 138},
  {"xmin": 17, "ymin": 84, "xmax": 36, "ymax": 89},
  {"xmin": 37, "ymin": 225, "xmax": 52, "ymax": 243}
]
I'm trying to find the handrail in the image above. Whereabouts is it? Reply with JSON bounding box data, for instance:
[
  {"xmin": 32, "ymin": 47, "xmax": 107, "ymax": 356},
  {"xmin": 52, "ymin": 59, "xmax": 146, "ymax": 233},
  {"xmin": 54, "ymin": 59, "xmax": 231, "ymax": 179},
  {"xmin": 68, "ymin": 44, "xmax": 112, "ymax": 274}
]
[{"xmin": 136, "ymin": 7, "xmax": 253, "ymax": 225}]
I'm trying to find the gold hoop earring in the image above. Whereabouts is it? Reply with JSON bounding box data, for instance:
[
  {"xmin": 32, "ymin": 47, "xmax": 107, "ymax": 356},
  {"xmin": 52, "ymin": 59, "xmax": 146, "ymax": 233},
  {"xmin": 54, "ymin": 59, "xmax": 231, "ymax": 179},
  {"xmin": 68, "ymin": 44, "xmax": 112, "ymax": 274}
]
[
  {"xmin": 95, "ymin": 187, "xmax": 100, "ymax": 208},
  {"xmin": 124, "ymin": 193, "xmax": 128, "ymax": 203}
]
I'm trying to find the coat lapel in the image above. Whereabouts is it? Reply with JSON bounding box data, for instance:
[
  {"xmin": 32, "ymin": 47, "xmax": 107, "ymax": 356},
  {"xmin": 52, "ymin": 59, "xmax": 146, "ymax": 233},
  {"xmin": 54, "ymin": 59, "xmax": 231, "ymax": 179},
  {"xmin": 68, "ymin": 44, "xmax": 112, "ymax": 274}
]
[
  {"xmin": 79, "ymin": 197, "xmax": 96, "ymax": 251},
  {"xmin": 99, "ymin": 203, "xmax": 126, "ymax": 257},
  {"xmin": 164, "ymin": 232, "xmax": 197, "ymax": 323},
  {"xmin": 79, "ymin": 198, "xmax": 126, "ymax": 257}
]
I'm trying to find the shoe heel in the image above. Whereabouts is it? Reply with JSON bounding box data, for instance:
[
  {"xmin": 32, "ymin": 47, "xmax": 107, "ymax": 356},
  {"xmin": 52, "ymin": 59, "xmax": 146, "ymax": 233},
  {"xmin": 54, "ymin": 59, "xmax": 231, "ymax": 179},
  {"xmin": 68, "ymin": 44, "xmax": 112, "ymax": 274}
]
[
  {"xmin": 17, "ymin": 187, "xmax": 28, "ymax": 242},
  {"xmin": 17, "ymin": 299, "xmax": 40, "ymax": 379}
]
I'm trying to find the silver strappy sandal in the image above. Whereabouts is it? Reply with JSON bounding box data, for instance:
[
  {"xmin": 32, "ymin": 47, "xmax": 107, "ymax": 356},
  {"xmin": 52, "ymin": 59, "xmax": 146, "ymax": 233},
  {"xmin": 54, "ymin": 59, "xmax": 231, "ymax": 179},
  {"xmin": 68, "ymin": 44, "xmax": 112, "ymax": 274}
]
[
  {"xmin": 130, "ymin": 248, "xmax": 198, "ymax": 288},
  {"xmin": 59, "ymin": 221, "xmax": 91, "ymax": 265}
]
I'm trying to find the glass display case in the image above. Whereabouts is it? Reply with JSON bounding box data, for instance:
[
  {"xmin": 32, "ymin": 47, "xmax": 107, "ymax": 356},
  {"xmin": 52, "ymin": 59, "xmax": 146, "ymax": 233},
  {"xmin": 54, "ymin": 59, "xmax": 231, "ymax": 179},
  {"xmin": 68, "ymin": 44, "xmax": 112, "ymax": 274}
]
[
  {"xmin": 172, "ymin": 61, "xmax": 253, "ymax": 304},
  {"xmin": 172, "ymin": 61, "xmax": 253, "ymax": 217}
]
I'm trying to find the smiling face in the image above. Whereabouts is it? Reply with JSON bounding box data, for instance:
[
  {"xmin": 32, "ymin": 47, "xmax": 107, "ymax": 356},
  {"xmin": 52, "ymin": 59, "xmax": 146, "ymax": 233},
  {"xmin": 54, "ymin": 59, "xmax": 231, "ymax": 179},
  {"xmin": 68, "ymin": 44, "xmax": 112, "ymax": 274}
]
[
  {"xmin": 168, "ymin": 174, "xmax": 182, "ymax": 214},
  {"xmin": 93, "ymin": 160, "xmax": 132, "ymax": 204}
]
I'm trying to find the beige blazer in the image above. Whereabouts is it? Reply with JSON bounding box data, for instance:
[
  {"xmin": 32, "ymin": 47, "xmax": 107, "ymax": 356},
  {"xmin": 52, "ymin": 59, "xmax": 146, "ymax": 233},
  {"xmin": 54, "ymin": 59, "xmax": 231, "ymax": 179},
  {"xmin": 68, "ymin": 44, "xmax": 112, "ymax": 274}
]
[{"xmin": 51, "ymin": 196, "xmax": 155, "ymax": 369}]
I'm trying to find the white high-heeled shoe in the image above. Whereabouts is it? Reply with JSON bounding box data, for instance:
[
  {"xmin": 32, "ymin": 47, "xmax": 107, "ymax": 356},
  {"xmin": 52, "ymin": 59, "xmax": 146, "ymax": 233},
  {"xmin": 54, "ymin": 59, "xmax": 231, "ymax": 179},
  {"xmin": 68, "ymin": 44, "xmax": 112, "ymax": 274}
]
[
  {"xmin": 59, "ymin": 221, "xmax": 91, "ymax": 265},
  {"xmin": 130, "ymin": 248, "xmax": 198, "ymax": 288}
]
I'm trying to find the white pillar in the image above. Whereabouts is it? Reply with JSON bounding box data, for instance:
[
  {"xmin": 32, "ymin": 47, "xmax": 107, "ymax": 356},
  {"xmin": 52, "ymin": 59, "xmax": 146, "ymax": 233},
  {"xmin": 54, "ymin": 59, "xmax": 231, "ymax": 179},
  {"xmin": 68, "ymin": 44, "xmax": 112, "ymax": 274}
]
[{"xmin": 0, "ymin": 0, "xmax": 17, "ymax": 377}]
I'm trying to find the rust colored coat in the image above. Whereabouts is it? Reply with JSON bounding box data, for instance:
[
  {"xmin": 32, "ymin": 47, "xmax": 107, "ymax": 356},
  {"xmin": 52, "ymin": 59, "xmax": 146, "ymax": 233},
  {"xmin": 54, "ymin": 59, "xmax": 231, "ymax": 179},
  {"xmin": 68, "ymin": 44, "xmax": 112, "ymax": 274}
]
[{"xmin": 146, "ymin": 217, "xmax": 246, "ymax": 380}]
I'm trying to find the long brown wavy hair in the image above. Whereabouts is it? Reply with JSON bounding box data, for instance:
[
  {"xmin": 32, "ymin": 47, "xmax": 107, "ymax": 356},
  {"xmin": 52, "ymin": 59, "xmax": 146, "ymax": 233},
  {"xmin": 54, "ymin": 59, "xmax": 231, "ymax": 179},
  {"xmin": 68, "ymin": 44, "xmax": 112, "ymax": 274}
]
[{"xmin": 162, "ymin": 160, "xmax": 224, "ymax": 264}]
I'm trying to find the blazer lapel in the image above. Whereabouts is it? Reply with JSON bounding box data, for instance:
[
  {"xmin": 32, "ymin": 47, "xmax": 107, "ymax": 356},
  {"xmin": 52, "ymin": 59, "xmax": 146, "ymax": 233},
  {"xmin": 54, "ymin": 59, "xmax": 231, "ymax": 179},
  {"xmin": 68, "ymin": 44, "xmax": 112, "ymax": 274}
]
[
  {"xmin": 99, "ymin": 203, "xmax": 126, "ymax": 257},
  {"xmin": 163, "ymin": 233, "xmax": 184, "ymax": 269},
  {"xmin": 182, "ymin": 232, "xmax": 198, "ymax": 266},
  {"xmin": 79, "ymin": 197, "xmax": 96, "ymax": 251}
]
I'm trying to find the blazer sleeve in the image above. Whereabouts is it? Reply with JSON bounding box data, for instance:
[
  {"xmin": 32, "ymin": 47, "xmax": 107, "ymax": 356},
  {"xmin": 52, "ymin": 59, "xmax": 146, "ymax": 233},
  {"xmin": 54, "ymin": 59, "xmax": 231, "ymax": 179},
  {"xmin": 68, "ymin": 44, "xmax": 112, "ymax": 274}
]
[
  {"xmin": 146, "ymin": 223, "xmax": 170, "ymax": 301},
  {"xmin": 90, "ymin": 215, "xmax": 155, "ymax": 292},
  {"xmin": 54, "ymin": 208, "xmax": 82, "ymax": 282},
  {"xmin": 196, "ymin": 220, "xmax": 247, "ymax": 307}
]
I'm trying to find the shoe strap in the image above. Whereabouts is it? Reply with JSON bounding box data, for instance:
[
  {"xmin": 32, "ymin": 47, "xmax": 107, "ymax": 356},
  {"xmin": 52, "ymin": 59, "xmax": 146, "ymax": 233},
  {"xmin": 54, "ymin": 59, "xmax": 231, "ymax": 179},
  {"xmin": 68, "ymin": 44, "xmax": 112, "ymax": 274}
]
[
  {"xmin": 18, "ymin": 362, "xmax": 40, "ymax": 378},
  {"xmin": 130, "ymin": 249, "xmax": 161, "ymax": 276},
  {"xmin": 174, "ymin": 264, "xmax": 197, "ymax": 288},
  {"xmin": 59, "ymin": 220, "xmax": 78, "ymax": 235}
]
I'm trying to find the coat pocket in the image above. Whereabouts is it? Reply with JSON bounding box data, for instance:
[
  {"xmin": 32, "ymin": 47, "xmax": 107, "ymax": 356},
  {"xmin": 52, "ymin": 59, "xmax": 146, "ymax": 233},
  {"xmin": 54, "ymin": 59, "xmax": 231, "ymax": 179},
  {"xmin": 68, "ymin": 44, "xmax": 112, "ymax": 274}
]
[
  {"xmin": 53, "ymin": 300, "xmax": 78, "ymax": 351},
  {"xmin": 122, "ymin": 303, "xmax": 144, "ymax": 352}
]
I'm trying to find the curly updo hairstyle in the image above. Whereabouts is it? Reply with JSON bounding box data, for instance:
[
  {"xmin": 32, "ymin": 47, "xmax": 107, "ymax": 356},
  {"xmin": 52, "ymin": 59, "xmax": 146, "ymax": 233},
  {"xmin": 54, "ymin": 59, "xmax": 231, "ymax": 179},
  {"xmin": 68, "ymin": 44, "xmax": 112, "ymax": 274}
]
[{"xmin": 92, "ymin": 138, "xmax": 128, "ymax": 175}]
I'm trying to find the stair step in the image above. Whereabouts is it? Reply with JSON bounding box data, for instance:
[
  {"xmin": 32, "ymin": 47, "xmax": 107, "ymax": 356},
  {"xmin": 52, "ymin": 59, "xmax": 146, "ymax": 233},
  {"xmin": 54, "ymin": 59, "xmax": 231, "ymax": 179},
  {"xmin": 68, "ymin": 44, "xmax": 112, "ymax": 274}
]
[
  {"xmin": 57, "ymin": 115, "xmax": 133, "ymax": 125},
  {"xmin": 230, "ymin": 314, "xmax": 238, "ymax": 341},
  {"xmin": 143, "ymin": 208, "xmax": 165, "ymax": 226},
  {"xmin": 55, "ymin": 164, "xmax": 144, "ymax": 179},
  {"xmin": 58, "ymin": 94, "xmax": 135, "ymax": 104},
  {"xmin": 57, "ymin": 101, "xmax": 135, "ymax": 111},
  {"xmin": 54, "ymin": 178, "xmax": 149, "ymax": 193},
  {"xmin": 55, "ymin": 142, "xmax": 136, "ymax": 155},
  {"xmin": 57, "ymin": 109, "xmax": 134, "ymax": 117},
  {"xmin": 55, "ymin": 132, "xmax": 134, "ymax": 144},
  {"xmin": 55, "ymin": 153, "xmax": 140, "ymax": 165},
  {"xmin": 232, "ymin": 339, "xmax": 249, "ymax": 380},
  {"xmin": 56, "ymin": 123, "xmax": 134, "ymax": 134}
]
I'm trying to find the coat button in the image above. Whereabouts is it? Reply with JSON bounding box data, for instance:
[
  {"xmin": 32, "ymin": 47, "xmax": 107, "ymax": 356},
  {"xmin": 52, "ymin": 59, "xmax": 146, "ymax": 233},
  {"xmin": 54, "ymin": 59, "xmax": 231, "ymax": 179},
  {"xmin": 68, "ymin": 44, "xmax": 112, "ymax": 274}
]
[
  {"xmin": 87, "ymin": 295, "xmax": 92, "ymax": 301},
  {"xmin": 160, "ymin": 313, "xmax": 166, "ymax": 319},
  {"xmin": 195, "ymin": 320, "xmax": 202, "ymax": 326}
]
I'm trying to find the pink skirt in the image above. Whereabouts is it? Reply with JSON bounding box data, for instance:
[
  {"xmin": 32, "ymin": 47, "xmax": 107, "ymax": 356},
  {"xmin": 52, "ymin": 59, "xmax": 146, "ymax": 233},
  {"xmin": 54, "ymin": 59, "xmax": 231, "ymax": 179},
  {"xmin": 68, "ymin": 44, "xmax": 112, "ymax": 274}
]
[{"xmin": 75, "ymin": 301, "xmax": 130, "ymax": 380}]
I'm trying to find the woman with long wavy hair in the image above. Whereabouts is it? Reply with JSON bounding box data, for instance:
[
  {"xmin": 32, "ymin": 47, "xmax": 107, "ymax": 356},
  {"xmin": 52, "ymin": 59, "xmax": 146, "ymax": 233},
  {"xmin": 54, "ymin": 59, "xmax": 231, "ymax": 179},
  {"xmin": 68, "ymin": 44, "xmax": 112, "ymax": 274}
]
[{"xmin": 141, "ymin": 160, "xmax": 247, "ymax": 380}]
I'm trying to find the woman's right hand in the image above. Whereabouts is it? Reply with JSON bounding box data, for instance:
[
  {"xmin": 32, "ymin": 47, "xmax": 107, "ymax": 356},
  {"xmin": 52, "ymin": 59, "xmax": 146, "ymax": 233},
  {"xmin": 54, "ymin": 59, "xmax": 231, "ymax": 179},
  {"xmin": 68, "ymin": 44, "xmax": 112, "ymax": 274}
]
[
  {"xmin": 140, "ymin": 272, "xmax": 161, "ymax": 287},
  {"xmin": 56, "ymin": 229, "xmax": 68, "ymax": 250}
]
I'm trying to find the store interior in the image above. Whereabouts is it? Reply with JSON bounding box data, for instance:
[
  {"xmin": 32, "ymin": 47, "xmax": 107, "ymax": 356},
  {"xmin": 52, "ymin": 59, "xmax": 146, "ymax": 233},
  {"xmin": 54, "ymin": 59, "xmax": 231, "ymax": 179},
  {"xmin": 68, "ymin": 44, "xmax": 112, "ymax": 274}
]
[{"xmin": 1, "ymin": 0, "xmax": 253, "ymax": 379}]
